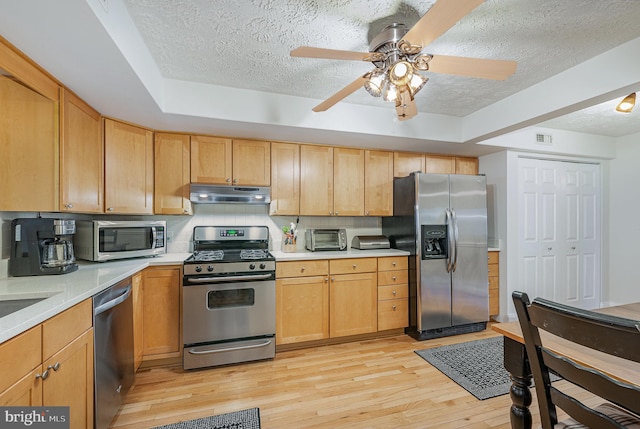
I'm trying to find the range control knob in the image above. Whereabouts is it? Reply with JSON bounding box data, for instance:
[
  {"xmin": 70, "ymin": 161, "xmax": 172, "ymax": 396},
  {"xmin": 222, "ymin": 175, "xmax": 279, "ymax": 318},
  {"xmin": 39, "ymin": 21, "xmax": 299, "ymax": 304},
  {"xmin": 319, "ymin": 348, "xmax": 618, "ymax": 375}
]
[
  {"xmin": 207, "ymin": 265, "xmax": 214, "ymax": 272},
  {"xmin": 195, "ymin": 266, "xmax": 202, "ymax": 273},
  {"xmin": 249, "ymin": 263, "xmax": 256, "ymax": 270},
  {"xmin": 259, "ymin": 263, "xmax": 266, "ymax": 269}
]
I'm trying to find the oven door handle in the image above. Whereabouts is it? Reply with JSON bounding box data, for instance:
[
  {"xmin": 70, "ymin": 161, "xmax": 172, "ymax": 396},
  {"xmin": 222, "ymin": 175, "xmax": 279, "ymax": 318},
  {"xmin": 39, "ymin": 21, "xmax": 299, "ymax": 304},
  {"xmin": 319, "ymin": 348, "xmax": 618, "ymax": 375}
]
[
  {"xmin": 185, "ymin": 273, "xmax": 273, "ymax": 283},
  {"xmin": 187, "ymin": 339, "xmax": 273, "ymax": 355}
]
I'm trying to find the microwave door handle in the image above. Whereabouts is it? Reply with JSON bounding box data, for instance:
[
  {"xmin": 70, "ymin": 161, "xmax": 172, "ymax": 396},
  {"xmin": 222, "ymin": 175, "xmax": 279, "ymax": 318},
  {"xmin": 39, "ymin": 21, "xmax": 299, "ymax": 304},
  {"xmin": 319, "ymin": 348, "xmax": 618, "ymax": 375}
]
[{"xmin": 150, "ymin": 227, "xmax": 157, "ymax": 248}]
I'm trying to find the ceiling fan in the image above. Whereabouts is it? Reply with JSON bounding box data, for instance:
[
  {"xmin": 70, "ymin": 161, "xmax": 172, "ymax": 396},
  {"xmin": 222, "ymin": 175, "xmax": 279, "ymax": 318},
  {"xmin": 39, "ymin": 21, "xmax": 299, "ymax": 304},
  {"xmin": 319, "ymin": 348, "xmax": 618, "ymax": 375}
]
[{"xmin": 291, "ymin": 0, "xmax": 517, "ymax": 121}]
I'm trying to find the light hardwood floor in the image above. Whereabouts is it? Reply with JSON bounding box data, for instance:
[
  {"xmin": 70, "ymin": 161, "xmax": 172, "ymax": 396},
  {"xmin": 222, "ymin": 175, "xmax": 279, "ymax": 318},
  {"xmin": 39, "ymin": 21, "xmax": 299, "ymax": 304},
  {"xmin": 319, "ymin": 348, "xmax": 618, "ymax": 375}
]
[{"xmin": 110, "ymin": 328, "xmax": 579, "ymax": 429}]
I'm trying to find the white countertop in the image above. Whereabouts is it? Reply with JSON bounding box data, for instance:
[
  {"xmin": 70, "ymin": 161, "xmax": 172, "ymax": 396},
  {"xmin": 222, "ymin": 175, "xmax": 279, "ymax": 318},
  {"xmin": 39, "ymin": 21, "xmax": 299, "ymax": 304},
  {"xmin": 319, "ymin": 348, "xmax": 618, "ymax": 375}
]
[
  {"xmin": 0, "ymin": 253, "xmax": 190, "ymax": 343},
  {"xmin": 271, "ymin": 248, "xmax": 410, "ymax": 261}
]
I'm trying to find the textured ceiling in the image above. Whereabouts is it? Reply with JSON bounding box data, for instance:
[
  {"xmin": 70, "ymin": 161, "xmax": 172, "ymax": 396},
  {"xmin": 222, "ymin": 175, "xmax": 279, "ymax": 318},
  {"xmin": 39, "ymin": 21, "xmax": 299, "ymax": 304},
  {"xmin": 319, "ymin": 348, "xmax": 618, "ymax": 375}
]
[{"xmin": 121, "ymin": 0, "xmax": 640, "ymax": 134}]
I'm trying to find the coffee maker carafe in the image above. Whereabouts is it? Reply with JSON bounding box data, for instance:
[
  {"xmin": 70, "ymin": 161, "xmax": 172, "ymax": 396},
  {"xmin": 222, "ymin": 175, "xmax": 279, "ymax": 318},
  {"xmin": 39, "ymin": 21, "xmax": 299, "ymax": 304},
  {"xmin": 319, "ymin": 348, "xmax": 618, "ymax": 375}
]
[{"xmin": 9, "ymin": 218, "xmax": 79, "ymax": 276}]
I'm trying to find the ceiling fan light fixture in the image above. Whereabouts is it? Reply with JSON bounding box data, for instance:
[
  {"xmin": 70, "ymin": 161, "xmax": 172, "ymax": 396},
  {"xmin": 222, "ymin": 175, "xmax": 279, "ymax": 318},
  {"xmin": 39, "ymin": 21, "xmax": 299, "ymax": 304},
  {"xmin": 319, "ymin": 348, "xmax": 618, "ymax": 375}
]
[
  {"xmin": 364, "ymin": 69, "xmax": 385, "ymax": 97},
  {"xmin": 389, "ymin": 60, "xmax": 414, "ymax": 86},
  {"xmin": 408, "ymin": 70, "xmax": 428, "ymax": 96},
  {"xmin": 616, "ymin": 93, "xmax": 636, "ymax": 113},
  {"xmin": 382, "ymin": 81, "xmax": 399, "ymax": 103}
]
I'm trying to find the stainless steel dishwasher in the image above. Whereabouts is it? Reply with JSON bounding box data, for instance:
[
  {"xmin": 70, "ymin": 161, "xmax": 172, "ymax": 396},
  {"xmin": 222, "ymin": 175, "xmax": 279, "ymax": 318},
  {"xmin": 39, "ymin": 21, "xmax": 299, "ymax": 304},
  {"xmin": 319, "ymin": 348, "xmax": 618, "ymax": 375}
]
[{"xmin": 93, "ymin": 277, "xmax": 134, "ymax": 429}]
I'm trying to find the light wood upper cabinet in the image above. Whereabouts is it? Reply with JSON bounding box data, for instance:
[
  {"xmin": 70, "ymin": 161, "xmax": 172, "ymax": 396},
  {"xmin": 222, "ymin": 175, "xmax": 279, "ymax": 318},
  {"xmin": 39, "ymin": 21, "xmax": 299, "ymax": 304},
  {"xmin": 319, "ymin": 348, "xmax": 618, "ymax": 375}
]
[
  {"xmin": 270, "ymin": 142, "xmax": 300, "ymax": 215},
  {"xmin": 300, "ymin": 145, "xmax": 334, "ymax": 216},
  {"xmin": 60, "ymin": 89, "xmax": 103, "ymax": 213},
  {"xmin": 154, "ymin": 133, "xmax": 192, "ymax": 215},
  {"xmin": 0, "ymin": 63, "xmax": 59, "ymax": 212},
  {"xmin": 232, "ymin": 139, "xmax": 271, "ymax": 186},
  {"xmin": 455, "ymin": 156, "xmax": 479, "ymax": 175},
  {"xmin": 425, "ymin": 154, "xmax": 455, "ymax": 174},
  {"xmin": 190, "ymin": 137, "xmax": 270, "ymax": 186},
  {"xmin": 364, "ymin": 150, "xmax": 393, "ymax": 216},
  {"xmin": 104, "ymin": 118, "xmax": 154, "ymax": 214},
  {"xmin": 190, "ymin": 135, "xmax": 232, "ymax": 184},
  {"xmin": 394, "ymin": 152, "xmax": 424, "ymax": 177},
  {"xmin": 334, "ymin": 147, "xmax": 364, "ymax": 216}
]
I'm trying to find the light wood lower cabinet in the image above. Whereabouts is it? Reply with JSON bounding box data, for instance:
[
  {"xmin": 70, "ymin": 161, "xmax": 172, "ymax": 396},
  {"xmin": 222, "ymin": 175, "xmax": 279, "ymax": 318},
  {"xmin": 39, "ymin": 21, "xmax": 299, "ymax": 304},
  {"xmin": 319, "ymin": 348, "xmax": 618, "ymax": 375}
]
[
  {"xmin": 329, "ymin": 270, "xmax": 377, "ymax": 337},
  {"xmin": 377, "ymin": 256, "xmax": 409, "ymax": 330},
  {"xmin": 132, "ymin": 271, "xmax": 144, "ymax": 370},
  {"xmin": 488, "ymin": 251, "xmax": 500, "ymax": 317},
  {"xmin": 0, "ymin": 300, "xmax": 94, "ymax": 429},
  {"xmin": 141, "ymin": 266, "xmax": 181, "ymax": 360},
  {"xmin": 276, "ymin": 259, "xmax": 329, "ymax": 345}
]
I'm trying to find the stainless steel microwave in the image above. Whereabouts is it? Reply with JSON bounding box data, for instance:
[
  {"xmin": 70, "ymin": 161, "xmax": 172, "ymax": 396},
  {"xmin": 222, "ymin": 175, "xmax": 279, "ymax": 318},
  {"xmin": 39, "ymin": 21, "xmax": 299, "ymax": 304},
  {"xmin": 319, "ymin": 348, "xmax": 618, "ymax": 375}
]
[
  {"xmin": 305, "ymin": 228, "xmax": 347, "ymax": 251},
  {"xmin": 74, "ymin": 220, "xmax": 167, "ymax": 262}
]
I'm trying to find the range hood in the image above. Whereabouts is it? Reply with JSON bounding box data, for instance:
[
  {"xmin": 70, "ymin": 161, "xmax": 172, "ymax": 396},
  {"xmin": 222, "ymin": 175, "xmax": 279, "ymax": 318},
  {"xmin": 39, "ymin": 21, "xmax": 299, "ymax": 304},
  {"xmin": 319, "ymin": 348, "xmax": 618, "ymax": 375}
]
[{"xmin": 190, "ymin": 184, "xmax": 271, "ymax": 204}]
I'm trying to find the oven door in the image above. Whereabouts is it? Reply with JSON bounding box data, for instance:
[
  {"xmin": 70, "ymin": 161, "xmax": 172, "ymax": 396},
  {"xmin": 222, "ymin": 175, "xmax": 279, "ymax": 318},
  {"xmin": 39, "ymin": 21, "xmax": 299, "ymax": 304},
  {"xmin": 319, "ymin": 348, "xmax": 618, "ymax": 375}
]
[{"xmin": 182, "ymin": 278, "xmax": 275, "ymax": 345}]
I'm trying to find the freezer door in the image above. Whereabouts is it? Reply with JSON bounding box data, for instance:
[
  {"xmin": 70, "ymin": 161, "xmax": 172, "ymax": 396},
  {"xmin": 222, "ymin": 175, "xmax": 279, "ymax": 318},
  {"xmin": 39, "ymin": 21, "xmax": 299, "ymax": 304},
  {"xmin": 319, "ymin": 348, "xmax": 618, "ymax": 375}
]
[
  {"xmin": 417, "ymin": 174, "xmax": 452, "ymax": 331},
  {"xmin": 450, "ymin": 175, "xmax": 489, "ymax": 325}
]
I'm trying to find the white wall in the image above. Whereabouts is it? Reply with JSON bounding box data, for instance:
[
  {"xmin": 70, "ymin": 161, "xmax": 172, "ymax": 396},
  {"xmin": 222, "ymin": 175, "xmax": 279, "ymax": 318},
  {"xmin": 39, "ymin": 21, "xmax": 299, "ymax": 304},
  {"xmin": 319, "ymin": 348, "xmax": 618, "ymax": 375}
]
[{"xmin": 608, "ymin": 131, "xmax": 640, "ymax": 305}]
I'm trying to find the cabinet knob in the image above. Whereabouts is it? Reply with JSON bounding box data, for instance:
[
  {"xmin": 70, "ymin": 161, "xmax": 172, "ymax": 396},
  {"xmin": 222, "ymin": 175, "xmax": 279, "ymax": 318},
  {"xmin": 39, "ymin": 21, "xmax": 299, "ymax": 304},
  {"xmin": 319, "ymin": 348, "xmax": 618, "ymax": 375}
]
[
  {"xmin": 183, "ymin": 209, "xmax": 189, "ymax": 214},
  {"xmin": 65, "ymin": 203, "xmax": 73, "ymax": 209},
  {"xmin": 365, "ymin": 211, "xmax": 369, "ymax": 215},
  {"xmin": 331, "ymin": 277, "xmax": 335, "ymax": 281},
  {"xmin": 301, "ymin": 267, "xmax": 305, "ymax": 272},
  {"xmin": 329, "ymin": 211, "xmax": 333, "ymax": 215},
  {"xmin": 352, "ymin": 264, "xmax": 357, "ymax": 269},
  {"xmin": 36, "ymin": 370, "xmax": 49, "ymax": 380},
  {"xmin": 232, "ymin": 179, "xmax": 238, "ymax": 184},
  {"xmin": 392, "ymin": 305, "xmax": 397, "ymax": 311},
  {"xmin": 392, "ymin": 276, "xmax": 397, "ymax": 281},
  {"xmin": 107, "ymin": 207, "xmax": 114, "ymax": 212},
  {"xmin": 226, "ymin": 178, "xmax": 231, "ymax": 183},
  {"xmin": 335, "ymin": 211, "xmax": 339, "ymax": 215},
  {"xmin": 392, "ymin": 290, "xmax": 397, "ymax": 296},
  {"xmin": 392, "ymin": 261, "xmax": 396, "ymax": 266}
]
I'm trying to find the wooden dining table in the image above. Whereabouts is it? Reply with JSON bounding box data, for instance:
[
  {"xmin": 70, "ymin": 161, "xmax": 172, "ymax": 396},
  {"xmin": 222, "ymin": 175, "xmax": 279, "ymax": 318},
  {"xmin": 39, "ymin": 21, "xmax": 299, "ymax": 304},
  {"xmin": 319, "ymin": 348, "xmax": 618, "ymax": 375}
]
[{"xmin": 491, "ymin": 301, "xmax": 640, "ymax": 429}]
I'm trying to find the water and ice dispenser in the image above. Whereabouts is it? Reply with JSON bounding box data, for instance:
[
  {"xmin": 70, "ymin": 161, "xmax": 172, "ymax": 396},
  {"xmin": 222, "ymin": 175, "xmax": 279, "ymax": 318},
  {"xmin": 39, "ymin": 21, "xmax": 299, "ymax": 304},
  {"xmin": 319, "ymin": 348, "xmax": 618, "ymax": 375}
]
[{"xmin": 421, "ymin": 225, "xmax": 448, "ymax": 259}]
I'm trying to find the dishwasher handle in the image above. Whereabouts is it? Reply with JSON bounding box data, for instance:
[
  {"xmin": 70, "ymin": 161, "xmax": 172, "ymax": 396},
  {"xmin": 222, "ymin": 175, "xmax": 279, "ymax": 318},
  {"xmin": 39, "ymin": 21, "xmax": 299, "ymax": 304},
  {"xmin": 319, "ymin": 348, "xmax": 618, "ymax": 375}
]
[{"xmin": 94, "ymin": 284, "xmax": 132, "ymax": 316}]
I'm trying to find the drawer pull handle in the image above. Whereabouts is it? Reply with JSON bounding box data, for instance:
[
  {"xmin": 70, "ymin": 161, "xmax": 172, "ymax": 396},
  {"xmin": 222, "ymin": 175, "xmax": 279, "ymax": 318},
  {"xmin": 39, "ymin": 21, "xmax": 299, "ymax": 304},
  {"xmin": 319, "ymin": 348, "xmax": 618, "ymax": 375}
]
[
  {"xmin": 392, "ymin": 305, "xmax": 397, "ymax": 310},
  {"xmin": 392, "ymin": 290, "xmax": 397, "ymax": 296},
  {"xmin": 352, "ymin": 264, "xmax": 356, "ymax": 269},
  {"xmin": 392, "ymin": 262, "xmax": 396, "ymax": 266},
  {"xmin": 48, "ymin": 362, "xmax": 61, "ymax": 371},
  {"xmin": 36, "ymin": 370, "xmax": 49, "ymax": 380},
  {"xmin": 301, "ymin": 267, "xmax": 305, "ymax": 272},
  {"xmin": 392, "ymin": 276, "xmax": 397, "ymax": 281}
]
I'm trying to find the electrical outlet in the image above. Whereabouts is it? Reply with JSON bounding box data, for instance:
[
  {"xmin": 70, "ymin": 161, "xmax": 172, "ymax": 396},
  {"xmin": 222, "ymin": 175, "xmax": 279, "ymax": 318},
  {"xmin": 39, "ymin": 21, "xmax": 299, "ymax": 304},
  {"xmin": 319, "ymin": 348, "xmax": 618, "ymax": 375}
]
[{"xmin": 167, "ymin": 231, "xmax": 173, "ymax": 242}]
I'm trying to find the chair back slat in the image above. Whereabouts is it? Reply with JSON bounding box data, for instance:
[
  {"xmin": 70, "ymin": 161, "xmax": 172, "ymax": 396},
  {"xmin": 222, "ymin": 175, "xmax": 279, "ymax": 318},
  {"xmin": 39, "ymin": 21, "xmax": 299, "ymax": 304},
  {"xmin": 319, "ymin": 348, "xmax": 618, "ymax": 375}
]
[{"xmin": 512, "ymin": 291, "xmax": 640, "ymax": 429}]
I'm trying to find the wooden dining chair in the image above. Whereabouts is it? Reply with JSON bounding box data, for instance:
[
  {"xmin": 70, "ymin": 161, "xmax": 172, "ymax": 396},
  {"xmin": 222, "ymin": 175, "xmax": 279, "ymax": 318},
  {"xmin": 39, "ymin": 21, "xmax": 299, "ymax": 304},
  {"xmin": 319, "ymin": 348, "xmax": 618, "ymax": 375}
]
[{"xmin": 512, "ymin": 291, "xmax": 640, "ymax": 429}]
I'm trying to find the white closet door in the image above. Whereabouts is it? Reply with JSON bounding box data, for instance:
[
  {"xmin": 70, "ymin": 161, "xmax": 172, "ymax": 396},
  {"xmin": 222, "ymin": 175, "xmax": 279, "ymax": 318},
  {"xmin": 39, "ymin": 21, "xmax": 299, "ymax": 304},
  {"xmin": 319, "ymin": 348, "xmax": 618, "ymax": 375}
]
[{"xmin": 517, "ymin": 158, "xmax": 601, "ymax": 309}]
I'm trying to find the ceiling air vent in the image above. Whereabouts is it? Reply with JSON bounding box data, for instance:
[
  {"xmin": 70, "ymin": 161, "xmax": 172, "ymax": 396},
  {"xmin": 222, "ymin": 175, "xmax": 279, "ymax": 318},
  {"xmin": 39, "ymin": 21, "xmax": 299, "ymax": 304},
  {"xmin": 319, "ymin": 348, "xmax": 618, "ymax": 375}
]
[{"xmin": 535, "ymin": 133, "xmax": 553, "ymax": 145}]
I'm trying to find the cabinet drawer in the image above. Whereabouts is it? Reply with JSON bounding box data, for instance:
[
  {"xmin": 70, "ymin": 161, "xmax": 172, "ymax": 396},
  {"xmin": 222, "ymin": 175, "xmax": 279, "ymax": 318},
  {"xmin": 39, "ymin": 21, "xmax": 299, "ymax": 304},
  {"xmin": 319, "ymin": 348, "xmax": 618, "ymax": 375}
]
[
  {"xmin": 0, "ymin": 326, "xmax": 42, "ymax": 393},
  {"xmin": 276, "ymin": 260, "xmax": 328, "ymax": 278},
  {"xmin": 488, "ymin": 251, "xmax": 499, "ymax": 264},
  {"xmin": 329, "ymin": 258, "xmax": 377, "ymax": 275},
  {"xmin": 377, "ymin": 256, "xmax": 408, "ymax": 271},
  {"xmin": 377, "ymin": 299, "xmax": 408, "ymax": 331},
  {"xmin": 378, "ymin": 270, "xmax": 408, "ymax": 286},
  {"xmin": 378, "ymin": 284, "xmax": 409, "ymax": 300},
  {"xmin": 42, "ymin": 299, "xmax": 92, "ymax": 360},
  {"xmin": 488, "ymin": 263, "xmax": 499, "ymax": 278},
  {"xmin": 489, "ymin": 275, "xmax": 499, "ymax": 290}
]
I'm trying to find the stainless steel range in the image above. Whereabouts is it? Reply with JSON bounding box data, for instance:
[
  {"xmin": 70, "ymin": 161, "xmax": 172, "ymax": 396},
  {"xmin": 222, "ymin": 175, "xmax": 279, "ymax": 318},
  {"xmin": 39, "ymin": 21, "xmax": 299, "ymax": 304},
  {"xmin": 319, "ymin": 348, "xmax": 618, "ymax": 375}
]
[{"xmin": 182, "ymin": 226, "xmax": 276, "ymax": 370}]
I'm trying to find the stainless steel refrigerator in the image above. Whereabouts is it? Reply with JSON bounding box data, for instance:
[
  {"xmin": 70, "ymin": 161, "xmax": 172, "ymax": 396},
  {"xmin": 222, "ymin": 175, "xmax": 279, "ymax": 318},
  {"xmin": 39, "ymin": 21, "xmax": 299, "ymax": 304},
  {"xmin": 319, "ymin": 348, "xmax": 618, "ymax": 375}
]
[{"xmin": 382, "ymin": 173, "xmax": 488, "ymax": 340}]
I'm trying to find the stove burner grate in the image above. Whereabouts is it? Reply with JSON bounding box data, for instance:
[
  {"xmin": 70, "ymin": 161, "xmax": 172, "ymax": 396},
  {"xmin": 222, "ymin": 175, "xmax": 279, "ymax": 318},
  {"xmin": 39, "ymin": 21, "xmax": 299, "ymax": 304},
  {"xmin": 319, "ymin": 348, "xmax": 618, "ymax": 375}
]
[
  {"xmin": 192, "ymin": 250, "xmax": 224, "ymax": 262},
  {"xmin": 240, "ymin": 249, "xmax": 269, "ymax": 260}
]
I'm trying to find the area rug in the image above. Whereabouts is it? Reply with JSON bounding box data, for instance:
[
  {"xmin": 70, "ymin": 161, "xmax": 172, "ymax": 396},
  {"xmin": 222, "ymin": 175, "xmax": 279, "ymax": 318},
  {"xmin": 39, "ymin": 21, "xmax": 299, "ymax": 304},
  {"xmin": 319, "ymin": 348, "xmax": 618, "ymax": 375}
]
[
  {"xmin": 151, "ymin": 407, "xmax": 260, "ymax": 429},
  {"xmin": 415, "ymin": 336, "xmax": 512, "ymax": 400}
]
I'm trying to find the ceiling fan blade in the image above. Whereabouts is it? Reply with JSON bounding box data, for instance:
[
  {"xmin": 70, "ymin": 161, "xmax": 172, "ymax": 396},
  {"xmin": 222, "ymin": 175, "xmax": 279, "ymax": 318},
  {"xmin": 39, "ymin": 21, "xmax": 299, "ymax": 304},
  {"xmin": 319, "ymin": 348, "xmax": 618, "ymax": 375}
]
[
  {"xmin": 428, "ymin": 55, "xmax": 517, "ymax": 80},
  {"xmin": 396, "ymin": 92, "xmax": 417, "ymax": 121},
  {"xmin": 291, "ymin": 47, "xmax": 381, "ymax": 62},
  {"xmin": 312, "ymin": 75, "xmax": 368, "ymax": 112},
  {"xmin": 402, "ymin": 0, "xmax": 484, "ymax": 49}
]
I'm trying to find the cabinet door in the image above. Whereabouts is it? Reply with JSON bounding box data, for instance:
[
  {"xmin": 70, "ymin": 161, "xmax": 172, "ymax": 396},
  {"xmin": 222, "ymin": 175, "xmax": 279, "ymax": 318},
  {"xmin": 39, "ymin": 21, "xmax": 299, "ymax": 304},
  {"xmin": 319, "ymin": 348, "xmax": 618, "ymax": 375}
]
[
  {"xmin": 60, "ymin": 89, "xmax": 103, "ymax": 213},
  {"xmin": 0, "ymin": 367, "xmax": 42, "ymax": 406},
  {"xmin": 276, "ymin": 276, "xmax": 329, "ymax": 344},
  {"xmin": 300, "ymin": 145, "xmax": 334, "ymax": 215},
  {"xmin": 142, "ymin": 267, "xmax": 181, "ymax": 358},
  {"xmin": 393, "ymin": 152, "xmax": 424, "ymax": 177},
  {"xmin": 233, "ymin": 139, "xmax": 271, "ymax": 186},
  {"xmin": 0, "ymin": 74, "xmax": 58, "ymax": 212},
  {"xmin": 104, "ymin": 118, "xmax": 154, "ymax": 214},
  {"xmin": 455, "ymin": 157, "xmax": 479, "ymax": 175},
  {"xmin": 42, "ymin": 329, "xmax": 94, "ymax": 429},
  {"xmin": 333, "ymin": 147, "xmax": 364, "ymax": 216},
  {"xmin": 330, "ymin": 273, "xmax": 377, "ymax": 337},
  {"xmin": 190, "ymin": 135, "xmax": 232, "ymax": 184},
  {"xmin": 270, "ymin": 142, "xmax": 300, "ymax": 215},
  {"xmin": 0, "ymin": 326, "xmax": 41, "ymax": 395},
  {"xmin": 425, "ymin": 154, "xmax": 455, "ymax": 174},
  {"xmin": 364, "ymin": 150, "xmax": 393, "ymax": 216},
  {"xmin": 154, "ymin": 133, "xmax": 192, "ymax": 215},
  {"xmin": 132, "ymin": 271, "xmax": 144, "ymax": 371}
]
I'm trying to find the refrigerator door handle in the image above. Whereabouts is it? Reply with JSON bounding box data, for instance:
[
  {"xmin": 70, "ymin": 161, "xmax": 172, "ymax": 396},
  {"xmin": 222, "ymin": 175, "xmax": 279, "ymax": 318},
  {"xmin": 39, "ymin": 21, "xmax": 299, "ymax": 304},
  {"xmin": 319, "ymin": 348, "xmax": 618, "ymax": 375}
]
[
  {"xmin": 446, "ymin": 208, "xmax": 455, "ymax": 273},
  {"xmin": 451, "ymin": 208, "xmax": 459, "ymax": 272}
]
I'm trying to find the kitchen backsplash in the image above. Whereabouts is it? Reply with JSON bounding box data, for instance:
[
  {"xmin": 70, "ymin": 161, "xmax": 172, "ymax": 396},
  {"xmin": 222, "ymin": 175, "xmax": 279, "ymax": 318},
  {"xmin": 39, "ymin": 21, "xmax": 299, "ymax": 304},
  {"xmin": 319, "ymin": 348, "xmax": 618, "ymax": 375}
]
[{"xmin": 0, "ymin": 205, "xmax": 382, "ymax": 278}]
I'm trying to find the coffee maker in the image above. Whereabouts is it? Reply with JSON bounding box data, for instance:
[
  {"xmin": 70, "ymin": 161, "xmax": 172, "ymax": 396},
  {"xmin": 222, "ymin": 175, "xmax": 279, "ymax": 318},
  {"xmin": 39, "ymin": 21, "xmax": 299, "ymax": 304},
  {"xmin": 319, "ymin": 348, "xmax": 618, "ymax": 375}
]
[{"xmin": 9, "ymin": 218, "xmax": 79, "ymax": 276}]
